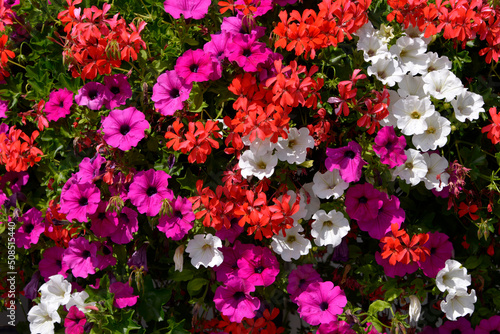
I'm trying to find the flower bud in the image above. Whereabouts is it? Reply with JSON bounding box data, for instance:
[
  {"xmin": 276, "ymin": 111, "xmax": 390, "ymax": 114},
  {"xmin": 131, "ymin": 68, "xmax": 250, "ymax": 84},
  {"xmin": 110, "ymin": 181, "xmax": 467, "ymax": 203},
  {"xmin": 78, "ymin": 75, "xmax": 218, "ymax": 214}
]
[
  {"xmin": 409, "ymin": 295, "xmax": 421, "ymax": 325},
  {"xmin": 174, "ymin": 245, "xmax": 185, "ymax": 272}
]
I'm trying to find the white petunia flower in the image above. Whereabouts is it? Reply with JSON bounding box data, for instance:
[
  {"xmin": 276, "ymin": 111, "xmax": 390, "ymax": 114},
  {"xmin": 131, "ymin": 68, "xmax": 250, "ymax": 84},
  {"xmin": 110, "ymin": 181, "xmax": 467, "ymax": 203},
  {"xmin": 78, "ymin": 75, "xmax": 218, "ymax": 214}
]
[
  {"xmin": 404, "ymin": 24, "xmax": 432, "ymax": 44},
  {"xmin": 412, "ymin": 113, "xmax": 451, "ymax": 151},
  {"xmin": 393, "ymin": 149, "xmax": 428, "ymax": 186},
  {"xmin": 422, "ymin": 153, "xmax": 450, "ymax": 191},
  {"xmin": 426, "ymin": 52, "xmax": 452, "ymax": 72},
  {"xmin": 311, "ymin": 209, "xmax": 350, "ymax": 247},
  {"xmin": 392, "ymin": 96, "xmax": 436, "ymax": 135},
  {"xmin": 276, "ymin": 127, "xmax": 314, "ymax": 164},
  {"xmin": 39, "ymin": 274, "xmax": 72, "ymax": 308},
  {"xmin": 451, "ymin": 90, "xmax": 485, "ymax": 122},
  {"xmin": 367, "ymin": 56, "xmax": 404, "ymax": 87},
  {"xmin": 28, "ymin": 301, "xmax": 61, "ymax": 334},
  {"xmin": 238, "ymin": 149, "xmax": 278, "ymax": 180},
  {"xmin": 441, "ymin": 289, "xmax": 476, "ymax": 321},
  {"xmin": 354, "ymin": 21, "xmax": 376, "ymax": 40},
  {"xmin": 357, "ymin": 34, "xmax": 389, "ymax": 62},
  {"xmin": 422, "ymin": 69, "xmax": 465, "ymax": 102},
  {"xmin": 247, "ymin": 136, "xmax": 275, "ymax": 156},
  {"xmin": 376, "ymin": 24, "xmax": 395, "ymax": 44},
  {"xmin": 390, "ymin": 36, "xmax": 429, "ymax": 75},
  {"xmin": 66, "ymin": 291, "xmax": 96, "ymax": 314},
  {"xmin": 299, "ymin": 182, "xmax": 321, "ymax": 220},
  {"xmin": 185, "ymin": 234, "xmax": 224, "ymax": 269},
  {"xmin": 436, "ymin": 259, "xmax": 471, "ymax": 294},
  {"xmin": 271, "ymin": 223, "xmax": 311, "ymax": 262},
  {"xmin": 397, "ymin": 75, "xmax": 426, "ymax": 98},
  {"xmin": 312, "ymin": 170, "xmax": 349, "ymax": 199}
]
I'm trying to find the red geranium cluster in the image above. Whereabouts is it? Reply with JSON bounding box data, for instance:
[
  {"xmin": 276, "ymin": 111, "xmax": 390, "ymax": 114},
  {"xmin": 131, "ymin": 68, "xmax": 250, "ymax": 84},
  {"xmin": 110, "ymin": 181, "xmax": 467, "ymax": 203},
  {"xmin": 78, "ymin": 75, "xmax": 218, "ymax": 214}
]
[
  {"xmin": 57, "ymin": 0, "xmax": 147, "ymax": 80},
  {"xmin": 0, "ymin": 126, "xmax": 43, "ymax": 172},
  {"xmin": 273, "ymin": 0, "xmax": 371, "ymax": 59},
  {"xmin": 0, "ymin": 34, "xmax": 14, "ymax": 82}
]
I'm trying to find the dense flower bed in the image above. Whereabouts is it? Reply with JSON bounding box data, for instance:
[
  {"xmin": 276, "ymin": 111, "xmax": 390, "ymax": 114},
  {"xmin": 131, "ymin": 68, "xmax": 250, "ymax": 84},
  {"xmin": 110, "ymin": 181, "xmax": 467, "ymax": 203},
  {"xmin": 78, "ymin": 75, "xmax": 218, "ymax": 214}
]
[{"xmin": 1, "ymin": 0, "xmax": 500, "ymax": 333}]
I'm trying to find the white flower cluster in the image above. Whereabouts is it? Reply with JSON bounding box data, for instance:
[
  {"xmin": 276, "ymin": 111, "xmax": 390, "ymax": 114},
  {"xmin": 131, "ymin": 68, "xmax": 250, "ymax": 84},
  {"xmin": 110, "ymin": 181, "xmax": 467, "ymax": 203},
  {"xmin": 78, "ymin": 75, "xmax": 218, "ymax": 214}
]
[
  {"xmin": 435, "ymin": 259, "xmax": 476, "ymax": 321},
  {"xmin": 356, "ymin": 23, "xmax": 486, "ymax": 191},
  {"xmin": 28, "ymin": 274, "xmax": 95, "ymax": 334}
]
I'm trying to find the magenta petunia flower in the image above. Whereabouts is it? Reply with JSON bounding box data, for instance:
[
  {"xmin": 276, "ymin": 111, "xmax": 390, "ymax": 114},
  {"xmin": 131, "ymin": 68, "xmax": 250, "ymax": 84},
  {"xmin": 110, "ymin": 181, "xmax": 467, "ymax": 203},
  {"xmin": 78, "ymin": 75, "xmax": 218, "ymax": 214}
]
[
  {"xmin": 214, "ymin": 277, "xmax": 260, "ymax": 323},
  {"xmin": 103, "ymin": 74, "xmax": 132, "ymax": 110},
  {"xmin": 75, "ymin": 82, "xmax": 112, "ymax": 110},
  {"xmin": 64, "ymin": 305, "xmax": 86, "ymax": 334},
  {"xmin": 0, "ymin": 99, "xmax": 8, "ymax": 118},
  {"xmin": 325, "ymin": 141, "xmax": 367, "ymax": 183},
  {"xmin": 39, "ymin": 246, "xmax": 69, "ymax": 280},
  {"xmin": 418, "ymin": 232, "xmax": 453, "ymax": 278},
  {"xmin": 163, "ymin": 0, "xmax": 211, "ymax": 19},
  {"xmin": 296, "ymin": 281, "xmax": 347, "ymax": 326},
  {"xmin": 175, "ymin": 49, "xmax": 214, "ymax": 84},
  {"xmin": 317, "ymin": 320, "xmax": 356, "ymax": 334},
  {"xmin": 152, "ymin": 70, "xmax": 192, "ymax": 116},
  {"xmin": 475, "ymin": 315, "xmax": 500, "ymax": 334},
  {"xmin": 287, "ymin": 264, "xmax": 322, "ymax": 302},
  {"xmin": 438, "ymin": 317, "xmax": 474, "ymax": 334},
  {"xmin": 110, "ymin": 207, "xmax": 139, "ymax": 244},
  {"xmin": 227, "ymin": 34, "xmax": 271, "ymax": 72},
  {"xmin": 128, "ymin": 169, "xmax": 174, "ymax": 216},
  {"xmin": 45, "ymin": 88, "xmax": 74, "ymax": 122},
  {"xmin": 204, "ymin": 32, "xmax": 231, "ymax": 62},
  {"xmin": 15, "ymin": 208, "xmax": 45, "ymax": 249},
  {"xmin": 60, "ymin": 182, "xmax": 101, "ymax": 223},
  {"xmin": 374, "ymin": 251, "xmax": 418, "ymax": 277},
  {"xmin": 95, "ymin": 242, "xmax": 117, "ymax": 270},
  {"xmin": 0, "ymin": 171, "xmax": 29, "ymax": 193},
  {"xmin": 110, "ymin": 282, "xmax": 139, "ymax": 308},
  {"xmin": 237, "ymin": 245, "xmax": 280, "ymax": 287},
  {"xmin": 76, "ymin": 154, "xmax": 106, "ymax": 184},
  {"xmin": 214, "ymin": 241, "xmax": 252, "ymax": 284},
  {"xmin": 215, "ymin": 217, "xmax": 244, "ymax": 244},
  {"xmin": 221, "ymin": 15, "xmax": 266, "ymax": 39},
  {"xmin": 102, "ymin": 107, "xmax": 149, "ymax": 151},
  {"xmin": 89, "ymin": 201, "xmax": 118, "ymax": 238},
  {"xmin": 345, "ymin": 183, "xmax": 384, "ymax": 221},
  {"xmin": 373, "ymin": 126, "xmax": 407, "ymax": 168},
  {"xmin": 62, "ymin": 237, "xmax": 99, "ymax": 278},
  {"xmin": 157, "ymin": 196, "xmax": 195, "ymax": 240},
  {"xmin": 273, "ymin": 0, "xmax": 297, "ymax": 6},
  {"xmin": 356, "ymin": 194, "xmax": 405, "ymax": 239}
]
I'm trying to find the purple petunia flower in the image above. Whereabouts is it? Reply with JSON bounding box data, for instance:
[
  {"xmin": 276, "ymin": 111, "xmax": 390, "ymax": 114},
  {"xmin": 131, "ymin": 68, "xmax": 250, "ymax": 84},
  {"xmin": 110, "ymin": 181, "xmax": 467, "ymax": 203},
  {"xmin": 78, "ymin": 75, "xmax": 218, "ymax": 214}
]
[
  {"xmin": 287, "ymin": 264, "xmax": 322, "ymax": 302},
  {"xmin": 62, "ymin": 237, "xmax": 99, "ymax": 278},
  {"xmin": 163, "ymin": 0, "xmax": 211, "ymax": 20},
  {"xmin": 60, "ymin": 182, "xmax": 101, "ymax": 223},
  {"xmin": 296, "ymin": 281, "xmax": 347, "ymax": 326},
  {"xmin": 345, "ymin": 183, "xmax": 384, "ymax": 221},
  {"xmin": 356, "ymin": 194, "xmax": 405, "ymax": 239},
  {"xmin": 0, "ymin": 171, "xmax": 29, "ymax": 193},
  {"xmin": 15, "ymin": 208, "xmax": 45, "ymax": 249},
  {"xmin": 227, "ymin": 34, "xmax": 271, "ymax": 73},
  {"xmin": 95, "ymin": 242, "xmax": 117, "ymax": 271},
  {"xmin": 157, "ymin": 196, "xmax": 195, "ymax": 240},
  {"xmin": 317, "ymin": 321, "xmax": 356, "ymax": 334},
  {"xmin": 215, "ymin": 217, "xmax": 244, "ymax": 243},
  {"xmin": 76, "ymin": 154, "xmax": 106, "ymax": 184},
  {"xmin": 45, "ymin": 88, "xmax": 74, "ymax": 122},
  {"xmin": 101, "ymin": 107, "xmax": 150, "ymax": 151},
  {"xmin": 373, "ymin": 126, "xmax": 407, "ymax": 168},
  {"xmin": 75, "ymin": 82, "xmax": 112, "ymax": 110},
  {"xmin": 438, "ymin": 317, "xmax": 474, "ymax": 334},
  {"xmin": 39, "ymin": 246, "xmax": 69, "ymax": 280},
  {"xmin": 325, "ymin": 141, "xmax": 367, "ymax": 183},
  {"xmin": 237, "ymin": 245, "xmax": 280, "ymax": 287},
  {"xmin": 103, "ymin": 74, "xmax": 132, "ymax": 109},
  {"xmin": 475, "ymin": 315, "xmax": 500, "ymax": 334},
  {"xmin": 221, "ymin": 15, "xmax": 266, "ymax": 39},
  {"xmin": 0, "ymin": 99, "xmax": 8, "ymax": 118},
  {"xmin": 214, "ymin": 241, "xmax": 252, "ymax": 284},
  {"xmin": 89, "ymin": 201, "xmax": 118, "ymax": 238},
  {"xmin": 110, "ymin": 282, "xmax": 139, "ymax": 308},
  {"xmin": 175, "ymin": 49, "xmax": 214, "ymax": 84},
  {"xmin": 128, "ymin": 243, "xmax": 149, "ymax": 272},
  {"xmin": 110, "ymin": 207, "xmax": 139, "ymax": 244},
  {"xmin": 418, "ymin": 232, "xmax": 453, "ymax": 278},
  {"xmin": 214, "ymin": 277, "xmax": 260, "ymax": 323},
  {"xmin": 64, "ymin": 306, "xmax": 86, "ymax": 334},
  {"xmin": 152, "ymin": 70, "xmax": 192, "ymax": 116},
  {"xmin": 128, "ymin": 169, "xmax": 174, "ymax": 216}
]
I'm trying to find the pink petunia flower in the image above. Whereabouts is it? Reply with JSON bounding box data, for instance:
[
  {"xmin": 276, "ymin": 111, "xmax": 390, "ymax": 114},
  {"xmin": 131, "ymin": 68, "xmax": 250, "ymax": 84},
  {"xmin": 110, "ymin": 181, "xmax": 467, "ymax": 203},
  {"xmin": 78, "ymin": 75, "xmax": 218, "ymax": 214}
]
[
  {"xmin": 475, "ymin": 315, "xmax": 500, "ymax": 334},
  {"xmin": 95, "ymin": 242, "xmax": 117, "ymax": 271},
  {"xmin": 103, "ymin": 74, "xmax": 132, "ymax": 110},
  {"xmin": 221, "ymin": 15, "xmax": 266, "ymax": 38},
  {"xmin": 75, "ymin": 82, "xmax": 112, "ymax": 110},
  {"xmin": 15, "ymin": 208, "xmax": 45, "ymax": 249},
  {"xmin": 110, "ymin": 207, "xmax": 139, "ymax": 244},
  {"xmin": 325, "ymin": 141, "xmax": 367, "ymax": 183},
  {"xmin": 62, "ymin": 237, "xmax": 99, "ymax": 278},
  {"xmin": 214, "ymin": 277, "xmax": 260, "ymax": 323},
  {"xmin": 60, "ymin": 182, "xmax": 101, "ymax": 223},
  {"xmin": 163, "ymin": 0, "xmax": 211, "ymax": 19},
  {"xmin": 296, "ymin": 281, "xmax": 347, "ymax": 326},
  {"xmin": 418, "ymin": 232, "xmax": 453, "ymax": 279},
  {"xmin": 102, "ymin": 107, "xmax": 150, "ymax": 151},
  {"xmin": 89, "ymin": 202, "xmax": 118, "ymax": 238},
  {"xmin": 0, "ymin": 99, "xmax": 7, "ymax": 118},
  {"xmin": 175, "ymin": 49, "xmax": 214, "ymax": 84},
  {"xmin": 214, "ymin": 241, "xmax": 252, "ymax": 284},
  {"xmin": 438, "ymin": 317, "xmax": 474, "ymax": 334},
  {"xmin": 45, "ymin": 88, "xmax": 73, "ymax": 122},
  {"xmin": 64, "ymin": 306, "xmax": 86, "ymax": 334},
  {"xmin": 110, "ymin": 282, "xmax": 139, "ymax": 308},
  {"xmin": 287, "ymin": 264, "xmax": 322, "ymax": 302},
  {"xmin": 237, "ymin": 245, "xmax": 280, "ymax": 287},
  {"xmin": 373, "ymin": 126, "xmax": 407, "ymax": 168},
  {"xmin": 215, "ymin": 217, "xmax": 244, "ymax": 244},
  {"xmin": 356, "ymin": 194, "xmax": 405, "ymax": 239},
  {"xmin": 0, "ymin": 171, "xmax": 29, "ymax": 193},
  {"xmin": 39, "ymin": 246, "xmax": 69, "ymax": 280},
  {"xmin": 152, "ymin": 70, "xmax": 192, "ymax": 116},
  {"xmin": 76, "ymin": 154, "xmax": 106, "ymax": 184},
  {"xmin": 345, "ymin": 183, "xmax": 384, "ymax": 221},
  {"xmin": 227, "ymin": 34, "xmax": 271, "ymax": 73},
  {"xmin": 317, "ymin": 320, "xmax": 356, "ymax": 334},
  {"xmin": 128, "ymin": 169, "xmax": 174, "ymax": 216},
  {"xmin": 157, "ymin": 196, "xmax": 195, "ymax": 240}
]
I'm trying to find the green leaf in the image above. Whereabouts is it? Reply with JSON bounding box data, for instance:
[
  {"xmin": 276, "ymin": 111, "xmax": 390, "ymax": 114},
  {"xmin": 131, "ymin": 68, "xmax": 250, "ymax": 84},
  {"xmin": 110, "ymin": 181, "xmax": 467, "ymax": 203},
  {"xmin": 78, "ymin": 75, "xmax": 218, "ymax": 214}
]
[
  {"xmin": 187, "ymin": 278, "xmax": 208, "ymax": 297},
  {"xmin": 384, "ymin": 288, "xmax": 403, "ymax": 302},
  {"xmin": 138, "ymin": 275, "xmax": 171, "ymax": 322},
  {"xmin": 178, "ymin": 168, "xmax": 198, "ymax": 192},
  {"xmin": 105, "ymin": 309, "xmax": 141, "ymax": 334},
  {"xmin": 169, "ymin": 267, "xmax": 194, "ymax": 281},
  {"xmin": 368, "ymin": 300, "xmax": 392, "ymax": 315},
  {"xmin": 166, "ymin": 318, "xmax": 190, "ymax": 334},
  {"xmin": 298, "ymin": 160, "xmax": 314, "ymax": 168}
]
